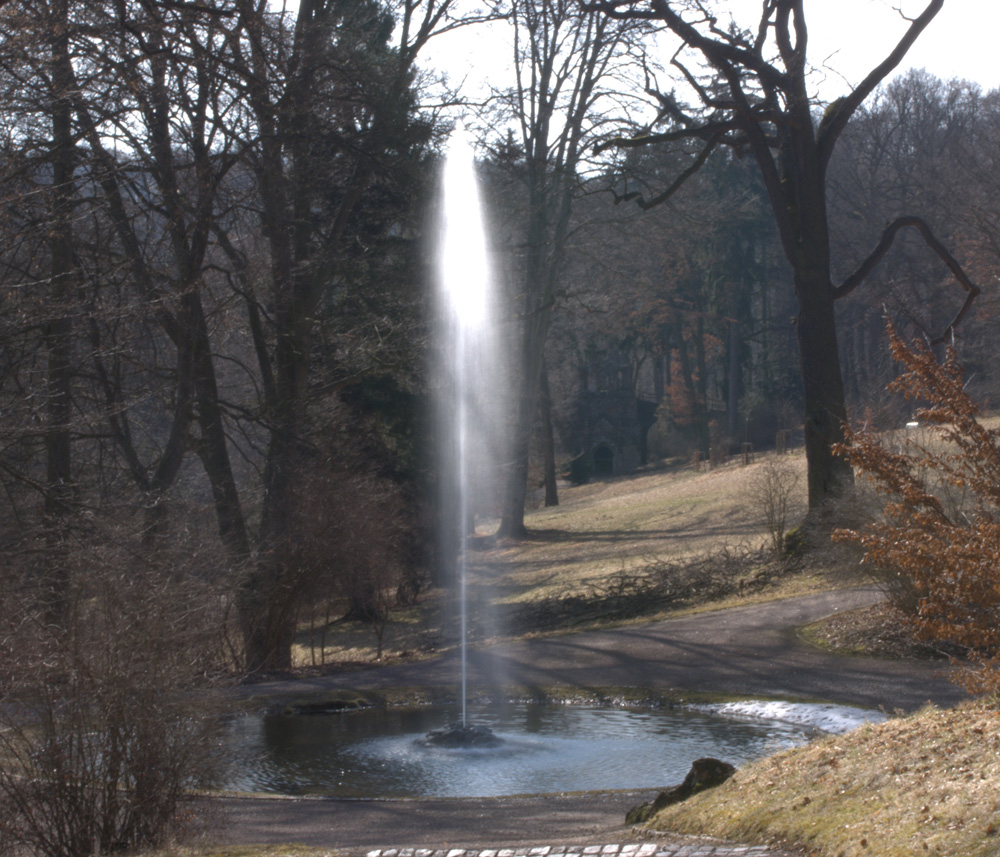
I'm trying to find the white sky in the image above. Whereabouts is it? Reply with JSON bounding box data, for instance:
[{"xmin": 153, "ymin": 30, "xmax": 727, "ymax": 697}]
[
  {"xmin": 430, "ymin": 0, "xmax": 1000, "ymax": 105},
  {"xmin": 759, "ymin": 0, "xmax": 1000, "ymax": 97}
]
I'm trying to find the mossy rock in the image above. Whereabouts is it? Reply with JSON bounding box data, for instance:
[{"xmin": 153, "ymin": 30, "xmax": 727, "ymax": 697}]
[{"xmin": 626, "ymin": 757, "xmax": 735, "ymax": 824}]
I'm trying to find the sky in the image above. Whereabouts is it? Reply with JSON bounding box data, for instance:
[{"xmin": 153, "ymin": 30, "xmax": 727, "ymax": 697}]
[
  {"xmin": 762, "ymin": 0, "xmax": 1000, "ymax": 98},
  {"xmin": 430, "ymin": 0, "xmax": 1000, "ymax": 106}
]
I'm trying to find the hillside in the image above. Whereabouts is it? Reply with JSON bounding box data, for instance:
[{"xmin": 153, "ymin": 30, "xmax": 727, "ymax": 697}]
[{"xmin": 295, "ymin": 449, "xmax": 848, "ymax": 669}]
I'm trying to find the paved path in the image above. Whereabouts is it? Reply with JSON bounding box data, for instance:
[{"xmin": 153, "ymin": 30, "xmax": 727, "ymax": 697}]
[
  {"xmin": 234, "ymin": 586, "xmax": 965, "ymax": 712},
  {"xmin": 365, "ymin": 840, "xmax": 784, "ymax": 856},
  {"xmin": 212, "ymin": 587, "xmax": 966, "ymax": 856},
  {"xmin": 208, "ymin": 793, "xmax": 802, "ymax": 856}
]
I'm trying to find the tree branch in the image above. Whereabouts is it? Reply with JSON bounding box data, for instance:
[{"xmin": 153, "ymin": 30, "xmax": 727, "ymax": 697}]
[
  {"xmin": 817, "ymin": 0, "xmax": 943, "ymax": 168},
  {"xmin": 833, "ymin": 215, "xmax": 980, "ymax": 345},
  {"xmin": 594, "ymin": 115, "xmax": 736, "ymax": 153},
  {"xmin": 609, "ymin": 132, "xmax": 722, "ymax": 209},
  {"xmin": 583, "ymin": 0, "xmax": 787, "ymax": 89}
]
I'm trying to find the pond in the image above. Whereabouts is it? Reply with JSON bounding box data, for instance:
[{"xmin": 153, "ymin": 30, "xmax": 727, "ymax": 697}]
[{"xmin": 220, "ymin": 702, "xmax": 820, "ymax": 798}]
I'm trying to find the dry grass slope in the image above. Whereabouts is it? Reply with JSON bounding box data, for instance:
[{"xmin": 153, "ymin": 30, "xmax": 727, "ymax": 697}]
[
  {"xmin": 292, "ymin": 453, "xmax": 817, "ymax": 666},
  {"xmin": 650, "ymin": 701, "xmax": 1000, "ymax": 857}
]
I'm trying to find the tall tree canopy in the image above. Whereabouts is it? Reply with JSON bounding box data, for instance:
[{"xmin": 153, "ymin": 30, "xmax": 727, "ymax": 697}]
[
  {"xmin": 0, "ymin": 0, "xmax": 460, "ymax": 674},
  {"xmin": 588, "ymin": 0, "xmax": 979, "ymax": 509},
  {"xmin": 487, "ymin": 0, "xmax": 649, "ymax": 537}
]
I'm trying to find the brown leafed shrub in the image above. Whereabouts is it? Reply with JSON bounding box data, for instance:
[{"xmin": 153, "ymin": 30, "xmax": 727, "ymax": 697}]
[{"xmin": 834, "ymin": 321, "xmax": 1000, "ymax": 695}]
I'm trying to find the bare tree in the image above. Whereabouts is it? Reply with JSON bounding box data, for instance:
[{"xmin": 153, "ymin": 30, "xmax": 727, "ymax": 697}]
[
  {"xmin": 829, "ymin": 72, "xmax": 1000, "ymax": 409},
  {"xmin": 588, "ymin": 0, "xmax": 979, "ymax": 510},
  {"xmin": 0, "ymin": 0, "xmax": 473, "ymax": 678},
  {"xmin": 222, "ymin": 0, "xmax": 464, "ymax": 671},
  {"xmin": 492, "ymin": 0, "xmax": 649, "ymax": 537}
]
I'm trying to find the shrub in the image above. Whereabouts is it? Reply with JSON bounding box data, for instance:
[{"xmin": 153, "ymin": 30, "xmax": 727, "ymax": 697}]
[
  {"xmin": 0, "ymin": 533, "xmax": 227, "ymax": 857},
  {"xmin": 834, "ymin": 322, "xmax": 1000, "ymax": 694},
  {"xmin": 747, "ymin": 456, "xmax": 801, "ymax": 555},
  {"xmin": 294, "ymin": 458, "xmax": 416, "ymax": 664}
]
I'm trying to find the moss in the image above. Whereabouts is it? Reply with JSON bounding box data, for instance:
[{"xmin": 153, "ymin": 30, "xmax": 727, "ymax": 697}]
[{"xmin": 783, "ymin": 525, "xmax": 806, "ymax": 556}]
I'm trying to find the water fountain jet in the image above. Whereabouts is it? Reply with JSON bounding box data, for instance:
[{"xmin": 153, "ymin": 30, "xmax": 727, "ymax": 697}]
[{"xmin": 434, "ymin": 123, "xmax": 503, "ymax": 746}]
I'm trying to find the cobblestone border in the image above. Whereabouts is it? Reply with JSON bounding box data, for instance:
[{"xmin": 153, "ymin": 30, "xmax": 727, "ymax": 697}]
[{"xmin": 366, "ymin": 842, "xmax": 784, "ymax": 857}]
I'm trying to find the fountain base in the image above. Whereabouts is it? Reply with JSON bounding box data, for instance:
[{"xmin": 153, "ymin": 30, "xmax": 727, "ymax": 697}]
[{"xmin": 420, "ymin": 721, "xmax": 504, "ymax": 748}]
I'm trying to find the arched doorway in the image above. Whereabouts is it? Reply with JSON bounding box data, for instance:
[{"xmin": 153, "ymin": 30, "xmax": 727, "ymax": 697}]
[{"xmin": 592, "ymin": 442, "xmax": 614, "ymax": 477}]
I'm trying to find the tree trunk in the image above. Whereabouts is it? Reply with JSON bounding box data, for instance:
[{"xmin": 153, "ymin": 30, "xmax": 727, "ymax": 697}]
[
  {"xmin": 240, "ymin": 260, "xmax": 304, "ymax": 674},
  {"xmin": 540, "ymin": 360, "xmax": 558, "ymax": 507},
  {"xmin": 673, "ymin": 319, "xmax": 708, "ymax": 458},
  {"xmin": 497, "ymin": 322, "xmax": 547, "ymax": 538},
  {"xmin": 43, "ymin": 0, "xmax": 75, "ymax": 624},
  {"xmin": 497, "ymin": 204, "xmax": 554, "ymax": 538},
  {"xmin": 190, "ymin": 293, "xmax": 251, "ymax": 561},
  {"xmin": 726, "ymin": 320, "xmax": 741, "ymax": 438},
  {"xmin": 793, "ymin": 266, "xmax": 854, "ymax": 508}
]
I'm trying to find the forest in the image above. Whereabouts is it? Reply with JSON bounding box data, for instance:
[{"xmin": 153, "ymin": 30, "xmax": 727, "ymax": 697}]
[
  {"xmin": 2, "ymin": 0, "xmax": 997, "ymax": 666},
  {"xmin": 1, "ymin": 0, "xmax": 996, "ymax": 650},
  {"xmin": 0, "ymin": 0, "xmax": 996, "ymax": 850}
]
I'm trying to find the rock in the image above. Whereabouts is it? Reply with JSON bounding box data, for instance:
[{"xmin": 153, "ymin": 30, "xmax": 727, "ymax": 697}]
[
  {"xmin": 626, "ymin": 757, "xmax": 736, "ymax": 824},
  {"xmin": 419, "ymin": 721, "xmax": 504, "ymax": 748}
]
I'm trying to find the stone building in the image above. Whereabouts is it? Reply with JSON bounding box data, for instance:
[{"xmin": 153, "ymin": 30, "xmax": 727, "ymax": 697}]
[{"xmin": 567, "ymin": 356, "xmax": 657, "ymax": 480}]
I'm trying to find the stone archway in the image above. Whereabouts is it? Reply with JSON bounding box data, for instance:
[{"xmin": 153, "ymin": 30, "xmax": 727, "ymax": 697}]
[{"xmin": 592, "ymin": 442, "xmax": 614, "ymax": 477}]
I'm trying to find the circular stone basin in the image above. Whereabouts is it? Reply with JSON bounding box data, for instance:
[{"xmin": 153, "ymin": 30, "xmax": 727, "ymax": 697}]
[{"xmin": 220, "ymin": 702, "xmax": 816, "ymax": 798}]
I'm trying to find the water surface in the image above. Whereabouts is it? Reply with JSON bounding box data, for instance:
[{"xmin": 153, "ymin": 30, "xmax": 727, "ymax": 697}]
[{"xmin": 221, "ymin": 702, "xmax": 814, "ymax": 798}]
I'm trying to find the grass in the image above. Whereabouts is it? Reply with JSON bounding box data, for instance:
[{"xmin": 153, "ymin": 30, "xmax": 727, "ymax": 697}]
[
  {"xmin": 291, "ymin": 451, "xmax": 822, "ymax": 667},
  {"xmin": 647, "ymin": 700, "xmax": 1000, "ymax": 857},
  {"xmin": 212, "ymin": 445, "xmax": 1000, "ymax": 857}
]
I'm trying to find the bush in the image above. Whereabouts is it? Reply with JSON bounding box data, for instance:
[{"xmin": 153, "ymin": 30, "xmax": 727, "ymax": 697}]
[
  {"xmin": 747, "ymin": 456, "xmax": 801, "ymax": 554},
  {"xmin": 294, "ymin": 455, "xmax": 417, "ymax": 664},
  {"xmin": 0, "ymin": 533, "xmax": 227, "ymax": 857},
  {"xmin": 835, "ymin": 322, "xmax": 1000, "ymax": 694}
]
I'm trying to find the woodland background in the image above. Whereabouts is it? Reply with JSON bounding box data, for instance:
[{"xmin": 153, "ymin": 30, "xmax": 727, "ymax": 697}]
[{"xmin": 0, "ymin": 0, "xmax": 996, "ymax": 676}]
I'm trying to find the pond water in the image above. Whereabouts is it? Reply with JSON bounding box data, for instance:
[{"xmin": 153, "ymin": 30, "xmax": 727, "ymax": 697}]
[{"xmin": 220, "ymin": 702, "xmax": 818, "ymax": 798}]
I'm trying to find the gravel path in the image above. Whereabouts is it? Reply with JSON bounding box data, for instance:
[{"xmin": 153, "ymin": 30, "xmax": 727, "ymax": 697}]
[{"xmin": 205, "ymin": 587, "xmax": 965, "ymax": 856}]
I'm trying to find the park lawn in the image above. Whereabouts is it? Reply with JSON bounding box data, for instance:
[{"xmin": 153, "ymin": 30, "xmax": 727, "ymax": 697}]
[
  {"xmin": 647, "ymin": 700, "xmax": 1000, "ymax": 857},
  {"xmin": 290, "ymin": 451, "xmax": 818, "ymax": 667},
  {"xmin": 479, "ymin": 456, "xmax": 781, "ymax": 587},
  {"xmin": 233, "ymin": 439, "xmax": 1000, "ymax": 857}
]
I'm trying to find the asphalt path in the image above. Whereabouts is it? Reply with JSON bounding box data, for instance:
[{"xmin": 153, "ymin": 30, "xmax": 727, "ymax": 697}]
[
  {"xmin": 210, "ymin": 587, "xmax": 967, "ymax": 854},
  {"xmin": 233, "ymin": 586, "xmax": 965, "ymax": 712},
  {"xmin": 206, "ymin": 791, "xmax": 660, "ymax": 853}
]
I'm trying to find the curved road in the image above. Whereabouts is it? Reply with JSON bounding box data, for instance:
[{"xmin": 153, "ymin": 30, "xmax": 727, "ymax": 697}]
[{"xmin": 212, "ymin": 587, "xmax": 966, "ymax": 854}]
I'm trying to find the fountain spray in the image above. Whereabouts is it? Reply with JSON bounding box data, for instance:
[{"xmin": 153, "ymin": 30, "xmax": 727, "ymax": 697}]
[{"xmin": 438, "ymin": 124, "xmax": 494, "ymax": 730}]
